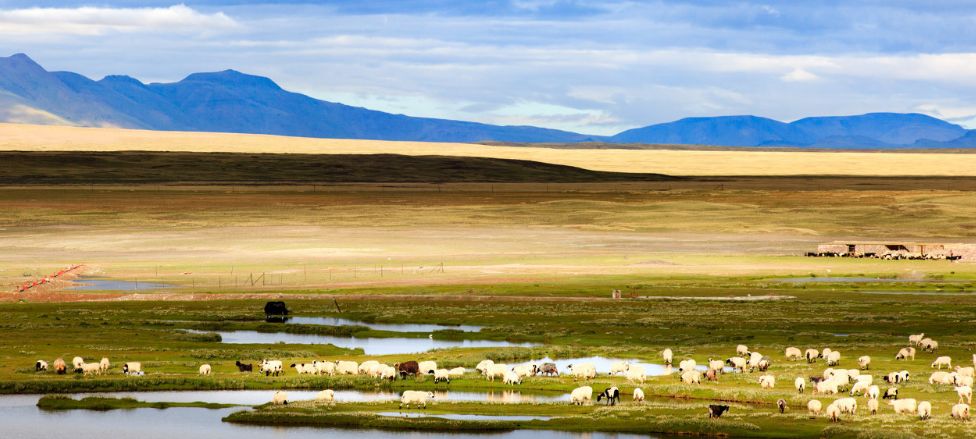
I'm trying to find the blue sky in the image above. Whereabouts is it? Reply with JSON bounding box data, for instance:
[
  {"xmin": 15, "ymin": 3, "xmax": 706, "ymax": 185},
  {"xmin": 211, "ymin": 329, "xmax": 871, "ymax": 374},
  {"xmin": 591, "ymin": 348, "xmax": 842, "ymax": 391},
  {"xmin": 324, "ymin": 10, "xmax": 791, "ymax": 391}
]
[{"xmin": 1, "ymin": 1, "xmax": 975, "ymax": 134}]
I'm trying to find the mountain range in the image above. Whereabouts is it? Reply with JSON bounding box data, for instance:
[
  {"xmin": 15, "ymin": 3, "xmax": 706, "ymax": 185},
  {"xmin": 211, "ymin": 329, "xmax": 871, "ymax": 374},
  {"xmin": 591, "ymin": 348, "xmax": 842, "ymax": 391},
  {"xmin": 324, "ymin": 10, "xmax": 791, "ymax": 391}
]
[{"xmin": 1, "ymin": 53, "xmax": 973, "ymax": 149}]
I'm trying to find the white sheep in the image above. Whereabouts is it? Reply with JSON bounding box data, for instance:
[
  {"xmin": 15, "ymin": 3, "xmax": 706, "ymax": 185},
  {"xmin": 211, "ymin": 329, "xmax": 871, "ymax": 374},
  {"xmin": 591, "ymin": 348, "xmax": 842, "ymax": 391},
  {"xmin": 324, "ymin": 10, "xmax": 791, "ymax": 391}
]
[
  {"xmin": 858, "ymin": 356, "xmax": 871, "ymax": 370},
  {"xmin": 448, "ymin": 367, "xmax": 466, "ymax": 378},
  {"xmin": 35, "ymin": 360, "xmax": 48, "ymax": 372},
  {"xmin": 199, "ymin": 364, "xmax": 211, "ymax": 375},
  {"xmin": 358, "ymin": 360, "xmax": 379, "ymax": 374},
  {"xmin": 918, "ymin": 401, "xmax": 932, "ymax": 420},
  {"xmin": 815, "ymin": 380, "xmax": 839, "ymax": 395},
  {"xmin": 849, "ymin": 381, "xmax": 870, "ymax": 396},
  {"xmin": 896, "ymin": 347, "xmax": 915, "ymax": 360},
  {"xmin": 957, "ymin": 375, "xmax": 975, "ymax": 388},
  {"xmin": 681, "ymin": 369, "xmax": 701, "ymax": 385},
  {"xmin": 867, "ymin": 385, "xmax": 880, "ymax": 400},
  {"xmin": 570, "ymin": 386, "xmax": 593, "ymax": 405},
  {"xmin": 662, "ymin": 348, "xmax": 673, "ymax": 366},
  {"xmin": 759, "ymin": 374, "xmax": 775, "ymax": 389},
  {"xmin": 956, "ymin": 366, "xmax": 975, "ymax": 378},
  {"xmin": 291, "ymin": 362, "xmax": 316, "ymax": 375},
  {"xmin": 260, "ymin": 360, "xmax": 282, "ymax": 377},
  {"xmin": 122, "ymin": 362, "xmax": 142, "ymax": 375},
  {"xmin": 919, "ymin": 338, "xmax": 939, "ymax": 352},
  {"xmin": 379, "ymin": 365, "xmax": 398, "ymax": 380},
  {"xmin": 726, "ymin": 357, "xmax": 747, "ymax": 373},
  {"xmin": 476, "ymin": 359, "xmax": 494, "ymax": 375},
  {"xmin": 747, "ymin": 352, "xmax": 763, "ymax": 371},
  {"xmin": 418, "ymin": 361, "xmax": 438, "ymax": 375},
  {"xmin": 314, "ymin": 360, "xmax": 336, "ymax": 376},
  {"xmin": 632, "ymin": 388, "xmax": 644, "ymax": 403},
  {"xmin": 609, "ymin": 361, "xmax": 630, "ymax": 375},
  {"xmin": 736, "ymin": 345, "xmax": 749, "ymax": 356},
  {"xmin": 99, "ymin": 357, "xmax": 110, "ymax": 373},
  {"xmin": 867, "ymin": 398, "xmax": 879, "ymax": 415},
  {"xmin": 856, "ymin": 374, "xmax": 873, "ymax": 385},
  {"xmin": 795, "ymin": 377, "xmax": 805, "ymax": 393},
  {"xmin": 825, "ymin": 403, "xmax": 841, "ymax": 422},
  {"xmin": 567, "ymin": 362, "xmax": 596, "ymax": 380},
  {"xmin": 707, "ymin": 359, "xmax": 724, "ymax": 372},
  {"xmin": 434, "ymin": 368, "xmax": 451, "ymax": 384},
  {"xmin": 485, "ymin": 364, "xmax": 508, "ymax": 381},
  {"xmin": 889, "ymin": 398, "xmax": 918, "ymax": 415},
  {"xmin": 784, "ymin": 347, "xmax": 802, "ymax": 361},
  {"xmin": 952, "ymin": 403, "xmax": 971, "ymax": 420},
  {"xmin": 503, "ymin": 370, "xmax": 522, "ymax": 385},
  {"xmin": 72, "ymin": 356, "xmax": 84, "ymax": 371},
  {"xmin": 826, "ymin": 351, "xmax": 841, "ymax": 367},
  {"xmin": 80, "ymin": 362, "xmax": 101, "ymax": 376},
  {"xmin": 316, "ymin": 389, "xmax": 335, "ymax": 404},
  {"xmin": 822, "ymin": 348, "xmax": 833, "ymax": 360},
  {"xmin": 512, "ymin": 364, "xmax": 535, "ymax": 379},
  {"xmin": 930, "ymin": 371, "xmax": 953, "ymax": 385},
  {"xmin": 834, "ymin": 397, "xmax": 857, "ymax": 414},
  {"xmin": 272, "ymin": 390, "xmax": 288, "ymax": 405},
  {"xmin": 336, "ymin": 360, "xmax": 359, "ymax": 375},
  {"xmin": 678, "ymin": 359, "xmax": 697, "ymax": 373},
  {"xmin": 399, "ymin": 390, "xmax": 434, "ymax": 409},
  {"xmin": 958, "ymin": 385, "xmax": 973, "ymax": 404},
  {"xmin": 932, "ymin": 356, "xmax": 952, "ymax": 369},
  {"xmin": 805, "ymin": 349, "xmax": 819, "ymax": 363},
  {"xmin": 626, "ymin": 366, "xmax": 646, "ymax": 385},
  {"xmin": 807, "ymin": 399, "xmax": 822, "ymax": 415},
  {"xmin": 909, "ymin": 333, "xmax": 925, "ymax": 346}
]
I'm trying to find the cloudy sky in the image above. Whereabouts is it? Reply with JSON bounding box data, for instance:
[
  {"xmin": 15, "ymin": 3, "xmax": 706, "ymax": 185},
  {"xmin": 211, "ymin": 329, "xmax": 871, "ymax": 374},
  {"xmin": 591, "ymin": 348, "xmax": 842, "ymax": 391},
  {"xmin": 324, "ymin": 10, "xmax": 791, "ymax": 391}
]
[{"xmin": 1, "ymin": 0, "xmax": 975, "ymax": 135}]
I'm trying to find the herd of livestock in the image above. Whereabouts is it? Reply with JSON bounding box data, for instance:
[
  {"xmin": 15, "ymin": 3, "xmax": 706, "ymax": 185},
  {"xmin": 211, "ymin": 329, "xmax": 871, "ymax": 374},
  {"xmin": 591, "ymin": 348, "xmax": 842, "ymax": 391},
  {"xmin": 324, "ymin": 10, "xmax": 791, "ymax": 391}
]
[{"xmin": 32, "ymin": 332, "xmax": 975, "ymax": 423}]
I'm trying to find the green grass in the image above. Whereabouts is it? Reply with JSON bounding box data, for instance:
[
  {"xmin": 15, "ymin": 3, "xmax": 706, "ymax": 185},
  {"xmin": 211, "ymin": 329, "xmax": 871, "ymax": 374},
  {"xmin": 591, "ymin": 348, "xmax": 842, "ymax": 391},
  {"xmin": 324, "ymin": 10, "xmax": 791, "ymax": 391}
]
[{"xmin": 36, "ymin": 395, "xmax": 237, "ymax": 410}]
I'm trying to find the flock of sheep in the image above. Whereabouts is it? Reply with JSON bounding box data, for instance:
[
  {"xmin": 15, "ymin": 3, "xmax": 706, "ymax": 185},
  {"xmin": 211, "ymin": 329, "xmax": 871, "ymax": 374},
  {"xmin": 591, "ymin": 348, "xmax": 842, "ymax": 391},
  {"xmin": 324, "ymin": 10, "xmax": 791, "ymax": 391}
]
[{"xmin": 34, "ymin": 331, "xmax": 976, "ymax": 426}]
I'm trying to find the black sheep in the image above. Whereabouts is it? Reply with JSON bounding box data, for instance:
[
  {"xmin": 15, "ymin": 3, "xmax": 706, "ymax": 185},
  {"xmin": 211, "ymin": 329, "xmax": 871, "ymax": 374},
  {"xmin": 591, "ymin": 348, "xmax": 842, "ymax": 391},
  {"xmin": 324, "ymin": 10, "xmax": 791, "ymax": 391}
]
[
  {"xmin": 596, "ymin": 387, "xmax": 620, "ymax": 406},
  {"xmin": 708, "ymin": 404, "xmax": 730, "ymax": 418}
]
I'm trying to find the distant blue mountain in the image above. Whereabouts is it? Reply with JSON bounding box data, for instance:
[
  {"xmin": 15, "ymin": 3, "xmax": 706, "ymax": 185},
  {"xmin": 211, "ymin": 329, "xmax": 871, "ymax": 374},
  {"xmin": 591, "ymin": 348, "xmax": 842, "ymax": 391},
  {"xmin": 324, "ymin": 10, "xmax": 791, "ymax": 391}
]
[{"xmin": 0, "ymin": 53, "xmax": 972, "ymax": 148}]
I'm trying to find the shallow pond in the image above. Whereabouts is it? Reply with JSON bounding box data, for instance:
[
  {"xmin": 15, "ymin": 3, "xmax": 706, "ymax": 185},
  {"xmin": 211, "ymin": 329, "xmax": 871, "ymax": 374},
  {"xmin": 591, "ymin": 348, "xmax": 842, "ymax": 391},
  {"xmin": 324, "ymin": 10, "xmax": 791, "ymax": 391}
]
[
  {"xmin": 203, "ymin": 330, "xmax": 537, "ymax": 355},
  {"xmin": 66, "ymin": 389, "xmax": 569, "ymax": 405},
  {"xmin": 0, "ymin": 394, "xmax": 655, "ymax": 439},
  {"xmin": 287, "ymin": 316, "xmax": 483, "ymax": 333},
  {"xmin": 68, "ymin": 278, "xmax": 173, "ymax": 291}
]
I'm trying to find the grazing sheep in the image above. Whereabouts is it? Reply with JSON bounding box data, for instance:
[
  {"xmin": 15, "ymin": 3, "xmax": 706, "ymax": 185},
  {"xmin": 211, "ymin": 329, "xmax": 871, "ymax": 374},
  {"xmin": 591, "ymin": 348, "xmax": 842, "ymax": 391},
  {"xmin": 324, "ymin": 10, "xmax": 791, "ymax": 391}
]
[
  {"xmin": 538, "ymin": 363, "xmax": 558, "ymax": 377},
  {"xmin": 835, "ymin": 397, "xmax": 857, "ymax": 414},
  {"xmin": 337, "ymin": 361, "xmax": 359, "ymax": 375},
  {"xmin": 856, "ymin": 374, "xmax": 873, "ymax": 386},
  {"xmin": 567, "ymin": 363, "xmax": 596, "ymax": 380},
  {"xmin": 512, "ymin": 364, "xmax": 535, "ymax": 379},
  {"xmin": 858, "ymin": 356, "xmax": 871, "ymax": 370},
  {"xmin": 476, "ymin": 360, "xmax": 494, "ymax": 375},
  {"xmin": 53, "ymin": 358, "xmax": 66, "ymax": 375},
  {"xmin": 316, "ymin": 389, "xmax": 335, "ymax": 404},
  {"xmin": 958, "ymin": 385, "xmax": 973, "ymax": 404},
  {"xmin": 785, "ymin": 347, "xmax": 802, "ymax": 361},
  {"xmin": 896, "ymin": 347, "xmax": 916, "ymax": 361},
  {"xmin": 708, "ymin": 404, "xmax": 730, "ymax": 418},
  {"xmin": 399, "ymin": 390, "xmax": 434, "ymax": 409},
  {"xmin": 777, "ymin": 399, "xmax": 787, "ymax": 413},
  {"xmin": 827, "ymin": 351, "xmax": 841, "ymax": 367},
  {"xmin": 952, "ymin": 403, "xmax": 971, "ymax": 420},
  {"xmin": 956, "ymin": 366, "xmax": 975, "ymax": 378},
  {"xmin": 918, "ymin": 401, "xmax": 932, "ymax": 420},
  {"xmin": 80, "ymin": 362, "xmax": 101, "ymax": 376},
  {"xmin": 72, "ymin": 356, "xmax": 84, "ymax": 372},
  {"xmin": 704, "ymin": 369, "xmax": 719, "ymax": 382},
  {"xmin": 808, "ymin": 399, "xmax": 823, "ymax": 415},
  {"xmin": 932, "ymin": 356, "xmax": 953, "ymax": 369},
  {"xmin": 596, "ymin": 386, "xmax": 620, "ymax": 406},
  {"xmin": 909, "ymin": 333, "xmax": 925, "ymax": 346},
  {"xmin": 380, "ymin": 365, "xmax": 398, "ymax": 381},
  {"xmin": 199, "ymin": 364, "xmax": 211, "ymax": 375},
  {"xmin": 825, "ymin": 403, "xmax": 841, "ymax": 422},
  {"xmin": 867, "ymin": 398, "xmax": 879, "ymax": 415},
  {"xmin": 867, "ymin": 385, "xmax": 880, "ymax": 400},
  {"xmin": 417, "ymin": 361, "xmax": 437, "ymax": 375},
  {"xmin": 122, "ymin": 362, "xmax": 142, "ymax": 375},
  {"xmin": 485, "ymin": 364, "xmax": 508, "ymax": 381},
  {"xmin": 678, "ymin": 359, "xmax": 697, "ymax": 373},
  {"xmin": 396, "ymin": 361, "xmax": 420, "ymax": 379},
  {"xmin": 747, "ymin": 352, "xmax": 764, "ymax": 372},
  {"xmin": 260, "ymin": 360, "xmax": 282, "ymax": 377},
  {"xmin": 736, "ymin": 345, "xmax": 749, "ymax": 357},
  {"xmin": 503, "ymin": 370, "xmax": 522, "ymax": 385},
  {"xmin": 290, "ymin": 363, "xmax": 316, "ymax": 375},
  {"xmin": 609, "ymin": 361, "xmax": 630, "ymax": 376},
  {"xmin": 919, "ymin": 338, "xmax": 939, "ymax": 353},
  {"xmin": 726, "ymin": 357, "xmax": 747, "ymax": 373},
  {"xmin": 759, "ymin": 374, "xmax": 776, "ymax": 389},
  {"xmin": 662, "ymin": 348, "xmax": 673, "ymax": 366},
  {"xmin": 35, "ymin": 360, "xmax": 48, "ymax": 372},
  {"xmin": 358, "ymin": 360, "xmax": 379, "ymax": 375},
  {"xmin": 434, "ymin": 368, "xmax": 451, "ymax": 384},
  {"xmin": 99, "ymin": 358, "xmax": 110, "ymax": 373},
  {"xmin": 847, "ymin": 369, "xmax": 860, "ymax": 380},
  {"xmin": 850, "ymin": 381, "xmax": 870, "ymax": 396},
  {"xmin": 570, "ymin": 386, "xmax": 593, "ymax": 405},
  {"xmin": 821, "ymin": 348, "xmax": 833, "ymax": 360},
  {"xmin": 271, "ymin": 391, "xmax": 288, "ymax": 405},
  {"xmin": 899, "ymin": 370, "xmax": 911, "ymax": 382},
  {"xmin": 681, "ymin": 370, "xmax": 702, "ymax": 385},
  {"xmin": 707, "ymin": 358, "xmax": 724, "ymax": 372},
  {"xmin": 805, "ymin": 349, "xmax": 819, "ymax": 363},
  {"xmin": 757, "ymin": 356, "xmax": 772, "ymax": 372},
  {"xmin": 633, "ymin": 388, "xmax": 644, "ymax": 403},
  {"xmin": 956, "ymin": 375, "xmax": 975, "ymax": 388},
  {"xmin": 235, "ymin": 361, "xmax": 254, "ymax": 372},
  {"xmin": 889, "ymin": 398, "xmax": 917, "ymax": 415},
  {"xmin": 626, "ymin": 366, "xmax": 646, "ymax": 385},
  {"xmin": 448, "ymin": 367, "xmax": 466, "ymax": 378},
  {"xmin": 883, "ymin": 388, "xmax": 899, "ymax": 400},
  {"xmin": 815, "ymin": 380, "xmax": 839, "ymax": 395},
  {"xmin": 930, "ymin": 371, "xmax": 953, "ymax": 385},
  {"xmin": 795, "ymin": 377, "xmax": 805, "ymax": 393}
]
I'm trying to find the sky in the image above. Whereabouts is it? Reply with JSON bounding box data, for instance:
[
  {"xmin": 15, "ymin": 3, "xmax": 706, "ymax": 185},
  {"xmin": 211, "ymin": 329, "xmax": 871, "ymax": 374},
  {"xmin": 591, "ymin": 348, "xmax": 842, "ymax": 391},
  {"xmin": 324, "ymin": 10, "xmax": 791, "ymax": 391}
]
[{"xmin": 1, "ymin": 0, "xmax": 975, "ymax": 135}]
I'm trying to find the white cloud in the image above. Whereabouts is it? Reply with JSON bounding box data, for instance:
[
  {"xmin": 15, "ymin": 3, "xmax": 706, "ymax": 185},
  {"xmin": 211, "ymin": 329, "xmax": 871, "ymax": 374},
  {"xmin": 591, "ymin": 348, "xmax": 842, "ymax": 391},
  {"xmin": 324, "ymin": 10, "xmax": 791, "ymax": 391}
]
[
  {"xmin": 0, "ymin": 4, "xmax": 238, "ymax": 36},
  {"xmin": 780, "ymin": 68, "xmax": 819, "ymax": 82}
]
